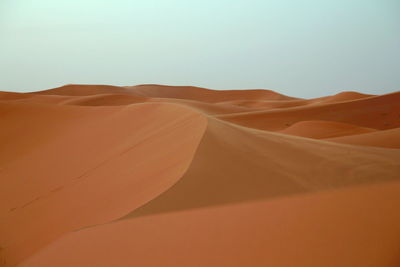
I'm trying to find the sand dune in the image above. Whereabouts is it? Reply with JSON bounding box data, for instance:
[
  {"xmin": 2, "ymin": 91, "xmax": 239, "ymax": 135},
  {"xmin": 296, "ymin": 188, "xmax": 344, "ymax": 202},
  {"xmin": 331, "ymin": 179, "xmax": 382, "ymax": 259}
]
[
  {"xmin": 123, "ymin": 118, "xmax": 400, "ymax": 218},
  {"xmin": 216, "ymin": 99, "xmax": 311, "ymax": 109},
  {"xmin": 217, "ymin": 91, "xmax": 400, "ymax": 131},
  {"xmin": 0, "ymin": 92, "xmax": 72, "ymax": 105},
  {"xmin": 0, "ymin": 102, "xmax": 206, "ymax": 267},
  {"xmin": 311, "ymin": 91, "xmax": 374, "ymax": 103},
  {"xmin": 32, "ymin": 84, "xmax": 136, "ymax": 96},
  {"xmin": 59, "ymin": 94, "xmax": 149, "ymax": 106},
  {"xmin": 125, "ymin": 84, "xmax": 300, "ymax": 102},
  {"xmin": 19, "ymin": 181, "xmax": 400, "ymax": 267},
  {"xmin": 1, "ymin": 84, "xmax": 399, "ymax": 267},
  {"xmin": 280, "ymin": 120, "xmax": 377, "ymax": 139},
  {"xmin": 61, "ymin": 95, "xmax": 251, "ymax": 115},
  {"xmin": 326, "ymin": 127, "xmax": 400, "ymax": 149}
]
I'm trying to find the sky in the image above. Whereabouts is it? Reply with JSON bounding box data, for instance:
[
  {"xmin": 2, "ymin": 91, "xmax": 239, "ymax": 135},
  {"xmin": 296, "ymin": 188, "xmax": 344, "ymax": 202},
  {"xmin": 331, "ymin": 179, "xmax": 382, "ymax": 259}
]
[{"xmin": 0, "ymin": 0, "xmax": 399, "ymax": 97}]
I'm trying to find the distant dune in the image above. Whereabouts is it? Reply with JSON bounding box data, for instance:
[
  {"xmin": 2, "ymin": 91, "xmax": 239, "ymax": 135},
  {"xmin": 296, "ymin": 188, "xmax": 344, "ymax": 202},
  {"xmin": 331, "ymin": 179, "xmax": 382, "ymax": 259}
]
[
  {"xmin": 1, "ymin": 84, "xmax": 399, "ymax": 267},
  {"xmin": 279, "ymin": 120, "xmax": 377, "ymax": 139}
]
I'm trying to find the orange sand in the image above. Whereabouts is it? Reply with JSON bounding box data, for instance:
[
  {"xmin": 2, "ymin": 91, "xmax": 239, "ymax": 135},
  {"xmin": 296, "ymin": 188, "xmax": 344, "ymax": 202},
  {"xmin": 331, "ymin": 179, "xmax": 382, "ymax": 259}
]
[
  {"xmin": 0, "ymin": 84, "xmax": 399, "ymax": 267},
  {"xmin": 279, "ymin": 120, "xmax": 377, "ymax": 139}
]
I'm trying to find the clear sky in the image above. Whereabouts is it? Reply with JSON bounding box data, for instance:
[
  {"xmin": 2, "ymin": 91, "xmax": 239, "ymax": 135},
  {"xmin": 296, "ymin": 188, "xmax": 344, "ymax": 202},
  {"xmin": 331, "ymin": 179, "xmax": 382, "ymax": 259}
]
[{"xmin": 1, "ymin": 0, "xmax": 399, "ymax": 97}]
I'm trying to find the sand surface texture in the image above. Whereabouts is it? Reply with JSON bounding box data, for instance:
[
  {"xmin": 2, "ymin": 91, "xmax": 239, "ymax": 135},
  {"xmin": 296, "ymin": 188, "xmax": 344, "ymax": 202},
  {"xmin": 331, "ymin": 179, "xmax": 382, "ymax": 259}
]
[{"xmin": 1, "ymin": 85, "xmax": 400, "ymax": 267}]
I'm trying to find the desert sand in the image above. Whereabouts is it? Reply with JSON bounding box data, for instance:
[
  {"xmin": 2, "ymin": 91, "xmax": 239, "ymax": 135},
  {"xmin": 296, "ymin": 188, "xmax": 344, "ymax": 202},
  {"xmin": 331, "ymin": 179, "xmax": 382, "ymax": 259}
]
[{"xmin": 0, "ymin": 84, "xmax": 399, "ymax": 267}]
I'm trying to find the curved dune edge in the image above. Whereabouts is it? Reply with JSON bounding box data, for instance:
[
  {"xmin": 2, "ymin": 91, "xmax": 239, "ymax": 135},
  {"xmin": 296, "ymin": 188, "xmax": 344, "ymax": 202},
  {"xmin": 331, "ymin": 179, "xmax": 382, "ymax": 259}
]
[
  {"xmin": 279, "ymin": 120, "xmax": 377, "ymax": 139},
  {"xmin": 0, "ymin": 102, "xmax": 208, "ymax": 267},
  {"xmin": 19, "ymin": 181, "xmax": 400, "ymax": 267},
  {"xmin": 121, "ymin": 117, "xmax": 400, "ymax": 219}
]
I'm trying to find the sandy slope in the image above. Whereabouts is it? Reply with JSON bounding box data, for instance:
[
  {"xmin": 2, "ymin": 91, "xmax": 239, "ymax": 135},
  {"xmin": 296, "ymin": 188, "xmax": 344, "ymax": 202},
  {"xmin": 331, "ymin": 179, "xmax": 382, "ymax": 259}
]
[
  {"xmin": 311, "ymin": 91, "xmax": 374, "ymax": 103},
  {"xmin": 19, "ymin": 182, "xmax": 400, "ymax": 267},
  {"xmin": 0, "ymin": 102, "xmax": 206, "ymax": 267},
  {"xmin": 326, "ymin": 127, "xmax": 400, "ymax": 149},
  {"xmin": 124, "ymin": 118, "xmax": 400, "ymax": 218},
  {"xmin": 1, "ymin": 84, "xmax": 399, "ymax": 267},
  {"xmin": 217, "ymin": 92, "xmax": 400, "ymax": 131},
  {"xmin": 31, "ymin": 84, "xmax": 136, "ymax": 96},
  {"xmin": 279, "ymin": 120, "xmax": 377, "ymax": 139}
]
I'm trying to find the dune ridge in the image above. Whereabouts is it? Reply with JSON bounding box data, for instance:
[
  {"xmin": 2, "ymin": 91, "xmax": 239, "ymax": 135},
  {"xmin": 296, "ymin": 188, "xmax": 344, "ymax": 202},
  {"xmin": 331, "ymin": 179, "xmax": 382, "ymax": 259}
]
[{"xmin": 1, "ymin": 84, "xmax": 399, "ymax": 267}]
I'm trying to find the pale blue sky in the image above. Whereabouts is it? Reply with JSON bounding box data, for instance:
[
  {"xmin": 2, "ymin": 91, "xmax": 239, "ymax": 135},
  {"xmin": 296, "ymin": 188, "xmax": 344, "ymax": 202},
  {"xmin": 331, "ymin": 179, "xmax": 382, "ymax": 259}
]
[{"xmin": 1, "ymin": 0, "xmax": 399, "ymax": 97}]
